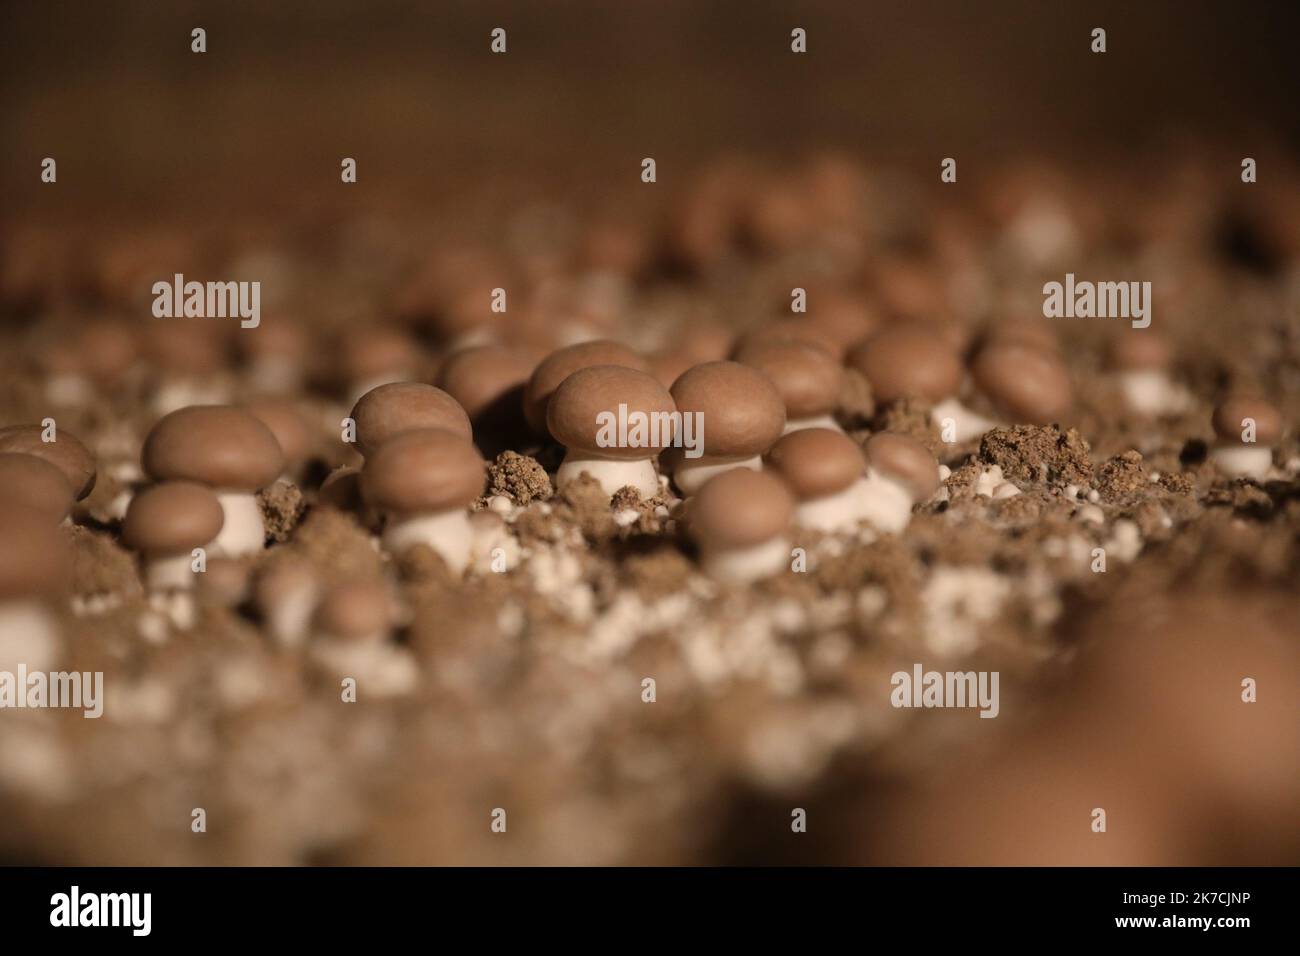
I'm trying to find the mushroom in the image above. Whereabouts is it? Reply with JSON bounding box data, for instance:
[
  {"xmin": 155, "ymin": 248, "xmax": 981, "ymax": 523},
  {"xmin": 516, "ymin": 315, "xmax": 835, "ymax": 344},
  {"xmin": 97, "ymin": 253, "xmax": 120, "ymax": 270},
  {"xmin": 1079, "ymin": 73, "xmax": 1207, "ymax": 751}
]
[
  {"xmin": 971, "ymin": 341, "xmax": 1074, "ymax": 426},
  {"xmin": 338, "ymin": 325, "xmax": 425, "ymax": 405},
  {"xmin": 360, "ymin": 427, "xmax": 486, "ymax": 572},
  {"xmin": 240, "ymin": 316, "xmax": 308, "ymax": 394},
  {"xmin": 1107, "ymin": 330, "xmax": 1189, "ymax": 416},
  {"xmin": 243, "ymin": 397, "xmax": 314, "ymax": 480},
  {"xmin": 142, "ymin": 405, "xmax": 285, "ymax": 557},
  {"xmin": 547, "ymin": 365, "xmax": 676, "ymax": 498},
  {"xmin": 735, "ymin": 320, "xmax": 845, "ymax": 361},
  {"xmin": 847, "ymin": 326, "xmax": 988, "ymax": 438},
  {"xmin": 254, "ymin": 557, "xmax": 320, "ymax": 648},
  {"xmin": 0, "ymin": 453, "xmax": 75, "ymax": 523},
  {"xmin": 689, "ymin": 468, "xmax": 794, "ymax": 584},
  {"xmin": 434, "ymin": 345, "xmax": 536, "ymax": 456},
  {"xmin": 765, "ymin": 428, "xmax": 873, "ymax": 532},
  {"xmin": 522, "ymin": 339, "xmax": 648, "ymax": 436},
  {"xmin": 309, "ymin": 579, "xmax": 417, "ymax": 698},
  {"xmin": 0, "ymin": 424, "xmax": 97, "ymax": 501},
  {"xmin": 860, "ymin": 432, "xmax": 940, "ymax": 533},
  {"xmin": 0, "ymin": 505, "xmax": 69, "ymax": 670},
  {"xmin": 1210, "ymin": 396, "xmax": 1282, "ymax": 480},
  {"xmin": 122, "ymin": 481, "xmax": 225, "ymax": 591},
  {"xmin": 667, "ymin": 361, "xmax": 785, "ymax": 494},
  {"xmin": 734, "ymin": 339, "xmax": 843, "ymax": 433},
  {"xmin": 348, "ymin": 382, "xmax": 472, "ymax": 458},
  {"xmin": 145, "ymin": 319, "xmax": 233, "ymax": 414}
]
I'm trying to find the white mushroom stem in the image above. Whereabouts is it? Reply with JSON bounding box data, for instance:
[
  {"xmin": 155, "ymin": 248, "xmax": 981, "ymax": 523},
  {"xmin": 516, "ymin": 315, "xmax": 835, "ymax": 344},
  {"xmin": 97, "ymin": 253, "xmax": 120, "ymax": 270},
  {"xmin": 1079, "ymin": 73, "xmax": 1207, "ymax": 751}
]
[
  {"xmin": 1117, "ymin": 370, "xmax": 1190, "ymax": 416},
  {"xmin": 557, "ymin": 451, "xmax": 659, "ymax": 498},
  {"xmin": 930, "ymin": 396, "xmax": 998, "ymax": 443},
  {"xmin": 701, "ymin": 535, "xmax": 790, "ymax": 584},
  {"xmin": 853, "ymin": 468, "xmax": 920, "ymax": 534},
  {"xmin": 210, "ymin": 490, "xmax": 267, "ymax": 558},
  {"xmin": 145, "ymin": 553, "xmax": 200, "ymax": 591},
  {"xmin": 0, "ymin": 600, "xmax": 60, "ymax": 671},
  {"xmin": 264, "ymin": 579, "xmax": 319, "ymax": 648},
  {"xmin": 382, "ymin": 508, "xmax": 473, "ymax": 573},
  {"xmin": 1210, "ymin": 444, "xmax": 1273, "ymax": 480},
  {"xmin": 672, "ymin": 454, "xmax": 762, "ymax": 496},
  {"xmin": 310, "ymin": 642, "xmax": 417, "ymax": 698},
  {"xmin": 782, "ymin": 414, "xmax": 842, "ymax": 435},
  {"xmin": 795, "ymin": 477, "xmax": 875, "ymax": 533}
]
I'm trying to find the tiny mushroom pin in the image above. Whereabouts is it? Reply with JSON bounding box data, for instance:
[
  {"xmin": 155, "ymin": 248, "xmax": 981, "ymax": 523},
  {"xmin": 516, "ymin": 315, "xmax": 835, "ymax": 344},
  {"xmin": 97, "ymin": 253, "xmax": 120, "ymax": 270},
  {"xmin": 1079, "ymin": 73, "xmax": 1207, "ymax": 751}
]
[
  {"xmin": 689, "ymin": 468, "xmax": 795, "ymax": 584},
  {"xmin": 1210, "ymin": 396, "xmax": 1283, "ymax": 480},
  {"xmin": 142, "ymin": 405, "xmax": 285, "ymax": 557},
  {"xmin": 734, "ymin": 339, "xmax": 843, "ymax": 433},
  {"xmin": 360, "ymin": 427, "xmax": 486, "ymax": 573},
  {"xmin": 122, "ymin": 480, "xmax": 225, "ymax": 591},
  {"xmin": 667, "ymin": 360, "xmax": 785, "ymax": 495},
  {"xmin": 547, "ymin": 365, "xmax": 677, "ymax": 498}
]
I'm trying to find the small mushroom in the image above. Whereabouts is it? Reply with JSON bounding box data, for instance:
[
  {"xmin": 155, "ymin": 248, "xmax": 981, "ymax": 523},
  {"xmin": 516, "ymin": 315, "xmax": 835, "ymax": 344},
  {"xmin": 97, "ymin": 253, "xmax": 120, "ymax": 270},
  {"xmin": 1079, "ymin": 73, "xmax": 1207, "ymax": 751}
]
[
  {"xmin": 254, "ymin": 557, "xmax": 320, "ymax": 648},
  {"xmin": 971, "ymin": 341, "xmax": 1074, "ymax": 425},
  {"xmin": 1210, "ymin": 396, "xmax": 1283, "ymax": 480},
  {"xmin": 860, "ymin": 432, "xmax": 940, "ymax": 533},
  {"xmin": 338, "ymin": 325, "xmax": 425, "ymax": 405},
  {"xmin": 735, "ymin": 320, "xmax": 845, "ymax": 361},
  {"xmin": 734, "ymin": 339, "xmax": 843, "ymax": 433},
  {"xmin": 0, "ymin": 505, "xmax": 70, "ymax": 669},
  {"xmin": 142, "ymin": 405, "xmax": 285, "ymax": 557},
  {"xmin": 765, "ymin": 428, "xmax": 873, "ymax": 532},
  {"xmin": 244, "ymin": 397, "xmax": 313, "ymax": 479},
  {"xmin": 522, "ymin": 339, "xmax": 648, "ymax": 436},
  {"xmin": 847, "ymin": 328, "xmax": 966, "ymax": 433},
  {"xmin": 0, "ymin": 424, "xmax": 97, "ymax": 501},
  {"xmin": 348, "ymin": 382, "xmax": 473, "ymax": 458},
  {"xmin": 548, "ymin": 365, "xmax": 676, "ymax": 498},
  {"xmin": 1107, "ymin": 330, "xmax": 1188, "ymax": 416},
  {"xmin": 667, "ymin": 361, "xmax": 785, "ymax": 494},
  {"xmin": 241, "ymin": 316, "xmax": 308, "ymax": 394},
  {"xmin": 689, "ymin": 468, "xmax": 794, "ymax": 584},
  {"xmin": 360, "ymin": 428, "xmax": 486, "ymax": 572},
  {"xmin": 122, "ymin": 481, "xmax": 225, "ymax": 591},
  {"xmin": 434, "ymin": 345, "xmax": 536, "ymax": 456},
  {"xmin": 0, "ymin": 452, "xmax": 76, "ymax": 523},
  {"xmin": 309, "ymin": 579, "xmax": 417, "ymax": 698}
]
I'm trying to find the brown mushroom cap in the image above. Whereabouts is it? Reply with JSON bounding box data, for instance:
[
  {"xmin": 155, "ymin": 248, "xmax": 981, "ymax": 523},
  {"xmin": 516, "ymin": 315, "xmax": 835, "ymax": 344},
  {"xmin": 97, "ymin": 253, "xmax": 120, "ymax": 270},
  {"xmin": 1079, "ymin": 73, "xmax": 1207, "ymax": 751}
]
[
  {"xmin": 122, "ymin": 480, "xmax": 225, "ymax": 556},
  {"xmin": 847, "ymin": 327, "xmax": 963, "ymax": 404},
  {"xmin": 349, "ymin": 382, "xmax": 473, "ymax": 457},
  {"xmin": 243, "ymin": 398, "xmax": 312, "ymax": 467},
  {"xmin": 669, "ymin": 361, "xmax": 786, "ymax": 457},
  {"xmin": 807, "ymin": 290, "xmax": 879, "ymax": 351},
  {"xmin": 1109, "ymin": 331, "xmax": 1173, "ymax": 372},
  {"xmin": 434, "ymin": 345, "xmax": 536, "ymax": 420},
  {"xmin": 0, "ymin": 453, "xmax": 76, "ymax": 522},
  {"xmin": 522, "ymin": 339, "xmax": 648, "ymax": 435},
  {"xmin": 143, "ymin": 405, "xmax": 285, "ymax": 491},
  {"xmin": 972, "ymin": 343, "xmax": 1074, "ymax": 424},
  {"xmin": 985, "ymin": 317, "xmax": 1061, "ymax": 355},
  {"xmin": 0, "ymin": 425, "xmax": 97, "ymax": 499},
  {"xmin": 360, "ymin": 427, "xmax": 485, "ymax": 513},
  {"xmin": 314, "ymin": 580, "xmax": 392, "ymax": 640},
  {"xmin": 865, "ymin": 432, "xmax": 940, "ymax": 501},
  {"xmin": 765, "ymin": 427, "xmax": 866, "ymax": 499},
  {"xmin": 0, "ymin": 505, "xmax": 70, "ymax": 600},
  {"xmin": 1212, "ymin": 396, "xmax": 1283, "ymax": 444},
  {"xmin": 735, "ymin": 320, "xmax": 845, "ymax": 361},
  {"xmin": 690, "ymin": 468, "xmax": 794, "ymax": 549},
  {"xmin": 547, "ymin": 365, "xmax": 678, "ymax": 457},
  {"xmin": 734, "ymin": 340, "xmax": 843, "ymax": 419}
]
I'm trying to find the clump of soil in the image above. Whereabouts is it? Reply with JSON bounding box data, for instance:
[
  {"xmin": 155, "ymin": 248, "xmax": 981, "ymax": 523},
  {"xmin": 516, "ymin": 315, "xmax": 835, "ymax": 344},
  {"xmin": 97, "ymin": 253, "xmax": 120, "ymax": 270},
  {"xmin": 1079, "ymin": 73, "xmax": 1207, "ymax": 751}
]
[
  {"xmin": 978, "ymin": 425, "xmax": 1093, "ymax": 487},
  {"xmin": 483, "ymin": 451, "xmax": 552, "ymax": 505}
]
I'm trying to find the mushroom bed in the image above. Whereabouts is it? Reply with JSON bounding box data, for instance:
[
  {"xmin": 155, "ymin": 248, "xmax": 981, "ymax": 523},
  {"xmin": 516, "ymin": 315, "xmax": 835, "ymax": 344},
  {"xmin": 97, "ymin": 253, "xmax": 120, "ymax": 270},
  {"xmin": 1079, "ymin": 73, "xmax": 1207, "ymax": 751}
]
[{"xmin": 1, "ymin": 155, "xmax": 1299, "ymax": 867}]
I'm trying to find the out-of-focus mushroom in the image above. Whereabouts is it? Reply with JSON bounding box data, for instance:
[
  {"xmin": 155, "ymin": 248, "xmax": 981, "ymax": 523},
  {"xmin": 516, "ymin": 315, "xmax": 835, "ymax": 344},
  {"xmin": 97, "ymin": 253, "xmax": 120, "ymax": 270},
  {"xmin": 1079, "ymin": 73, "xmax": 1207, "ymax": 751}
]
[
  {"xmin": 689, "ymin": 468, "xmax": 794, "ymax": 584},
  {"xmin": 122, "ymin": 481, "xmax": 225, "ymax": 590},
  {"xmin": 1210, "ymin": 396, "xmax": 1283, "ymax": 480}
]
